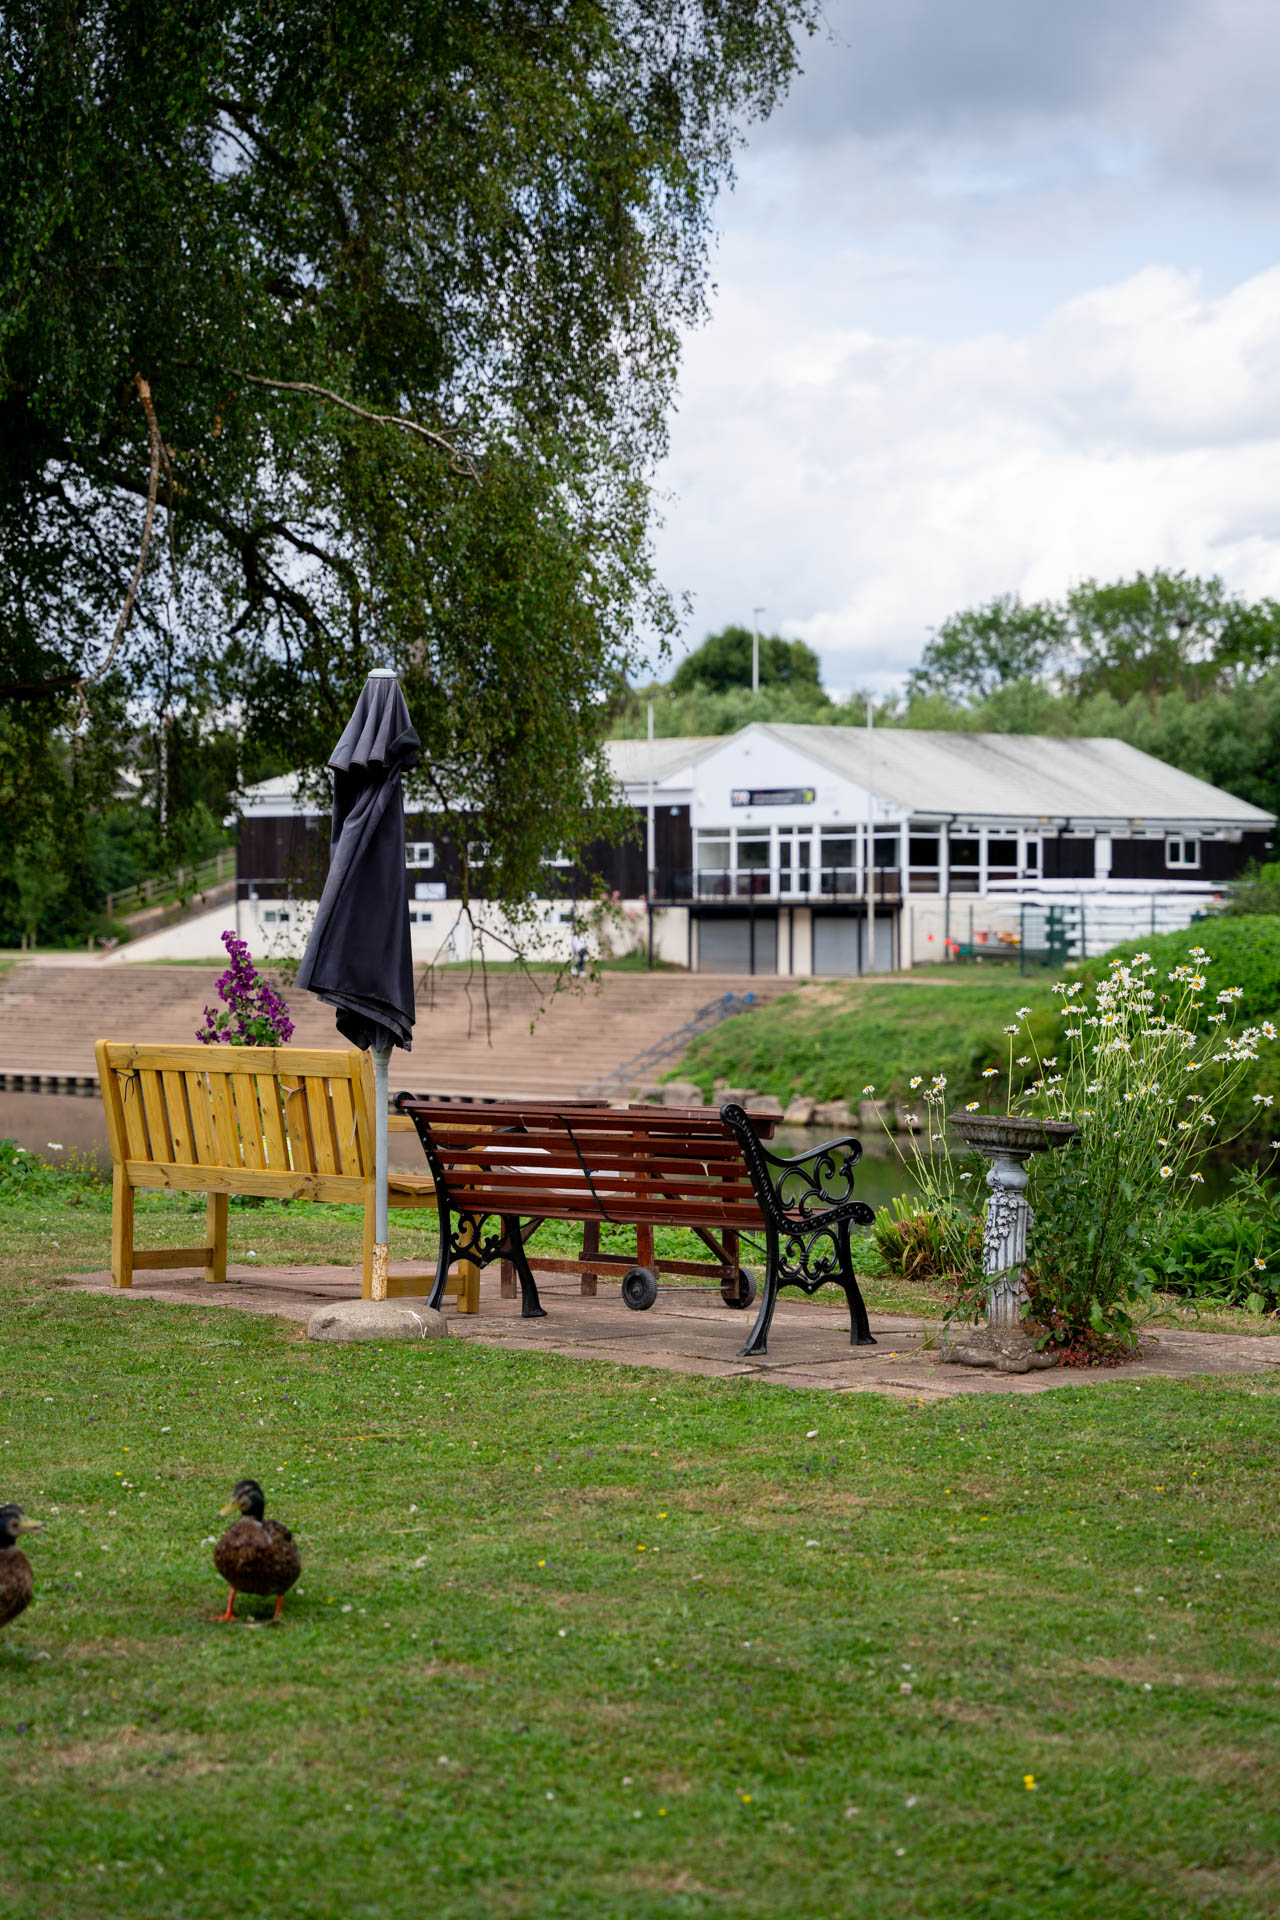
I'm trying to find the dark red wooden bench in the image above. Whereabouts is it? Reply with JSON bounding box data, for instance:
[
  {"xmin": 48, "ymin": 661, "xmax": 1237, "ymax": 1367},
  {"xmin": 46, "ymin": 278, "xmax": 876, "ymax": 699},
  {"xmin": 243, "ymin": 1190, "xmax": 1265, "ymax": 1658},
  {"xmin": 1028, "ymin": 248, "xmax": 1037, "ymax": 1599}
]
[{"xmin": 399, "ymin": 1099, "xmax": 877, "ymax": 1357}]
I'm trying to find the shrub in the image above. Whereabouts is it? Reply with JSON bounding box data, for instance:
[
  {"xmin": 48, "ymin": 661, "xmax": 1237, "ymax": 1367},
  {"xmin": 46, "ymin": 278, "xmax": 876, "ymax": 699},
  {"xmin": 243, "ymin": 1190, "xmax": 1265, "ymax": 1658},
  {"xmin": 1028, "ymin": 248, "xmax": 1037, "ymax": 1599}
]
[
  {"xmin": 1140, "ymin": 1163, "xmax": 1280, "ymax": 1312},
  {"xmin": 196, "ymin": 930, "xmax": 295, "ymax": 1046},
  {"xmin": 872, "ymin": 1197, "xmax": 981, "ymax": 1287},
  {"xmin": 866, "ymin": 944, "xmax": 1278, "ymax": 1359}
]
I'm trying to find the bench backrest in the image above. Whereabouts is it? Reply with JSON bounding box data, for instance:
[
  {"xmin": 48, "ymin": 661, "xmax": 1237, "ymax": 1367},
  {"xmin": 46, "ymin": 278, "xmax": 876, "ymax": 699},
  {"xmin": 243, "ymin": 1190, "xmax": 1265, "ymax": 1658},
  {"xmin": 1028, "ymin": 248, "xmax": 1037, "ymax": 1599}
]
[
  {"xmin": 403, "ymin": 1102, "xmax": 767, "ymax": 1231},
  {"xmin": 96, "ymin": 1042, "xmax": 376, "ymax": 1186}
]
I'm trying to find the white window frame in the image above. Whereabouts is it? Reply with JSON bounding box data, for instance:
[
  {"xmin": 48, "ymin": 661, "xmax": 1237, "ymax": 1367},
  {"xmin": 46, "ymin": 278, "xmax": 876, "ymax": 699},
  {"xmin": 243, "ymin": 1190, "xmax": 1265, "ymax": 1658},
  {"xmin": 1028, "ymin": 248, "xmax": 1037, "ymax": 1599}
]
[
  {"xmin": 1166, "ymin": 835, "xmax": 1200, "ymax": 869},
  {"xmin": 405, "ymin": 840, "xmax": 435, "ymax": 869}
]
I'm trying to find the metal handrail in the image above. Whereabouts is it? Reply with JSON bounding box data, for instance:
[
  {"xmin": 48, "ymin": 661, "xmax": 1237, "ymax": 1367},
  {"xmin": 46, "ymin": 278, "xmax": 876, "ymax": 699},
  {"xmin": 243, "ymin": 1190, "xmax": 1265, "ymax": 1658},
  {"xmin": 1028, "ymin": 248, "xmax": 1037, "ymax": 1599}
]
[
  {"xmin": 105, "ymin": 846, "xmax": 235, "ymax": 917},
  {"xmin": 584, "ymin": 991, "xmax": 758, "ymax": 1097}
]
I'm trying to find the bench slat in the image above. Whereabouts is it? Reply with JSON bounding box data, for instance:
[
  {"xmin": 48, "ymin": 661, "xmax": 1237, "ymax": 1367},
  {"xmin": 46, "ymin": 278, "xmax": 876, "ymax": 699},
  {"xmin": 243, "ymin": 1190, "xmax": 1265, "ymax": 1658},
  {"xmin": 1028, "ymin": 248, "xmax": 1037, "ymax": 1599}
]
[
  {"xmin": 305, "ymin": 1077, "xmax": 339, "ymax": 1174},
  {"xmin": 256, "ymin": 1074, "xmax": 289, "ymax": 1169},
  {"xmin": 329, "ymin": 1076, "xmax": 363, "ymax": 1177},
  {"xmin": 102, "ymin": 1043, "xmax": 366, "ymax": 1076},
  {"xmin": 282, "ymin": 1073, "xmax": 315, "ymax": 1173},
  {"xmin": 428, "ymin": 1144, "xmax": 757, "ymax": 1182},
  {"xmin": 208, "ymin": 1073, "xmax": 242, "ymax": 1167},
  {"xmin": 434, "ymin": 1169, "xmax": 760, "ymax": 1209},
  {"xmin": 443, "ymin": 1183, "xmax": 761, "ymax": 1228},
  {"xmin": 230, "ymin": 1072, "xmax": 266, "ymax": 1169},
  {"xmin": 403, "ymin": 1104, "xmax": 741, "ymax": 1139},
  {"xmin": 161, "ymin": 1070, "xmax": 194, "ymax": 1164},
  {"xmin": 119, "ymin": 1072, "xmax": 150, "ymax": 1159},
  {"xmin": 185, "ymin": 1071, "xmax": 219, "ymax": 1166},
  {"xmin": 424, "ymin": 1132, "xmax": 746, "ymax": 1159},
  {"xmin": 126, "ymin": 1159, "xmax": 368, "ymax": 1203},
  {"xmin": 139, "ymin": 1069, "xmax": 173, "ymax": 1162}
]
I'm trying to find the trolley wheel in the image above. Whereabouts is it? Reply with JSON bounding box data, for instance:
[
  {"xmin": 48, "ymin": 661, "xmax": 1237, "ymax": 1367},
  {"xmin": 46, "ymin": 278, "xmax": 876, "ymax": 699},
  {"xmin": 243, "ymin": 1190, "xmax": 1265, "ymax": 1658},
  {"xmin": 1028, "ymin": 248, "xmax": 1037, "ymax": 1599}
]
[
  {"xmin": 721, "ymin": 1267, "xmax": 758, "ymax": 1310},
  {"xmin": 621, "ymin": 1266, "xmax": 659, "ymax": 1311}
]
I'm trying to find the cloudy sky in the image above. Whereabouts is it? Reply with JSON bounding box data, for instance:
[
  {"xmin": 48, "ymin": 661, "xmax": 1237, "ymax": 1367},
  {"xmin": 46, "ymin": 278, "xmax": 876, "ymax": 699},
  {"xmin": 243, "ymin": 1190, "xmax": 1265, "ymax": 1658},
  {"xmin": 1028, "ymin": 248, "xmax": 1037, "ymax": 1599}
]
[{"xmin": 650, "ymin": 0, "xmax": 1280, "ymax": 693}]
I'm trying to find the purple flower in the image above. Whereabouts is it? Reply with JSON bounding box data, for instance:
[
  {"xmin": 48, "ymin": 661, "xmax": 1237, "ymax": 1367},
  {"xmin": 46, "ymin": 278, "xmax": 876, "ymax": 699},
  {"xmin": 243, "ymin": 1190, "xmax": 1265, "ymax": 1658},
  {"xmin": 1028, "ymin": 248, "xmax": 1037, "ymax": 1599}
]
[{"xmin": 196, "ymin": 930, "xmax": 295, "ymax": 1046}]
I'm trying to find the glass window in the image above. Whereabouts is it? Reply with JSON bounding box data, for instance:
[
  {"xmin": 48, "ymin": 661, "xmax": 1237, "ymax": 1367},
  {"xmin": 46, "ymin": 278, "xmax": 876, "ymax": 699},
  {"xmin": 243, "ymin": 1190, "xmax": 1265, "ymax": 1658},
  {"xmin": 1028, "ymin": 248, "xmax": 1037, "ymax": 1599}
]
[
  {"xmin": 873, "ymin": 834, "xmax": 900, "ymax": 869},
  {"xmin": 987, "ymin": 839, "xmax": 1018, "ymax": 867},
  {"xmin": 908, "ymin": 836, "xmax": 939, "ymax": 867},
  {"xmin": 949, "ymin": 838, "xmax": 980, "ymax": 867},
  {"xmin": 405, "ymin": 841, "xmax": 435, "ymax": 868},
  {"xmin": 1166, "ymin": 836, "xmax": 1200, "ymax": 869},
  {"xmin": 736, "ymin": 835, "xmax": 770, "ymax": 869},
  {"xmin": 821, "ymin": 835, "xmax": 856, "ymax": 867},
  {"xmin": 1023, "ymin": 837, "xmax": 1041, "ymax": 874},
  {"xmin": 696, "ymin": 835, "xmax": 730, "ymax": 870}
]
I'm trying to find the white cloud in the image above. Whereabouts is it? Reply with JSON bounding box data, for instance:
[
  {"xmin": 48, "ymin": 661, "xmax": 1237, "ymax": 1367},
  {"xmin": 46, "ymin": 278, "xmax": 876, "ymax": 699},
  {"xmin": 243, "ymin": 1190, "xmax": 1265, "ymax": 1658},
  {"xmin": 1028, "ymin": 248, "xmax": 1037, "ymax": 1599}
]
[{"xmin": 654, "ymin": 263, "xmax": 1280, "ymax": 691}]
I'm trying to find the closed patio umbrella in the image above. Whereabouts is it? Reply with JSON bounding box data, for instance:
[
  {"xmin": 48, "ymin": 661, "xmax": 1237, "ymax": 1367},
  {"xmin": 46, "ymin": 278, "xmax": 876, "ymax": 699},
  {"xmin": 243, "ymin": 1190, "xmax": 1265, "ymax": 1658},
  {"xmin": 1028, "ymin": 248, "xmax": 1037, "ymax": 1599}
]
[{"xmin": 296, "ymin": 668, "xmax": 420, "ymax": 1298}]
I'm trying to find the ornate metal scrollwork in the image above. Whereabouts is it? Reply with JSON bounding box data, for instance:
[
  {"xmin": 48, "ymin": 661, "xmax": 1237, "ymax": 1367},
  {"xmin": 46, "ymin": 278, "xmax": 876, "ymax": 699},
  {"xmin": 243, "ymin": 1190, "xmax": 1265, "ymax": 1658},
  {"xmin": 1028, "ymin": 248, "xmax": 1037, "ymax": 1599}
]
[{"xmin": 720, "ymin": 1105, "xmax": 877, "ymax": 1357}]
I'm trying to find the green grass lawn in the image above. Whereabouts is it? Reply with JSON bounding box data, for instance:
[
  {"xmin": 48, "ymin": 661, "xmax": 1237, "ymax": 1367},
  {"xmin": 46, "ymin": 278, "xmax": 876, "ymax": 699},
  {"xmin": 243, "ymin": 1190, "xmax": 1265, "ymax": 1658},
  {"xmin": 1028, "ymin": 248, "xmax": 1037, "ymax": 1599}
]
[
  {"xmin": 4, "ymin": 1189, "xmax": 1280, "ymax": 1918},
  {"xmin": 674, "ymin": 920, "xmax": 1280, "ymax": 1125}
]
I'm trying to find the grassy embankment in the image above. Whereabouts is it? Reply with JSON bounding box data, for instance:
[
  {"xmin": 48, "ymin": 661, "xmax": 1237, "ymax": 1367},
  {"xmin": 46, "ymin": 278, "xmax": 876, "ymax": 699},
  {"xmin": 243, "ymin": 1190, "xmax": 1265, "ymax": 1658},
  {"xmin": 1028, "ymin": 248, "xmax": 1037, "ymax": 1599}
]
[
  {"xmin": 3, "ymin": 1187, "xmax": 1280, "ymax": 1919},
  {"xmin": 670, "ymin": 918, "xmax": 1280, "ymax": 1136}
]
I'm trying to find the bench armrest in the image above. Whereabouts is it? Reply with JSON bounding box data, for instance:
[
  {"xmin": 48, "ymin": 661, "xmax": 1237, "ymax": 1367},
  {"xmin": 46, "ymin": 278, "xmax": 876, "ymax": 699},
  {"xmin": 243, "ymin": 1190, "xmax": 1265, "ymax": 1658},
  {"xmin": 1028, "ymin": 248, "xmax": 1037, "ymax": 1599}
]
[{"xmin": 719, "ymin": 1102, "xmax": 875, "ymax": 1233}]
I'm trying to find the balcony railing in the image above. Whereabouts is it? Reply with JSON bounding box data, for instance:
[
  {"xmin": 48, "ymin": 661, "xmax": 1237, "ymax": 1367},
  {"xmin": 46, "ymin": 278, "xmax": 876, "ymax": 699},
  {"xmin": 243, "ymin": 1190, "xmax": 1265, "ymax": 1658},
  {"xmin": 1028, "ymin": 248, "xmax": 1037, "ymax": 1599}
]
[{"xmin": 662, "ymin": 867, "xmax": 916, "ymax": 903}]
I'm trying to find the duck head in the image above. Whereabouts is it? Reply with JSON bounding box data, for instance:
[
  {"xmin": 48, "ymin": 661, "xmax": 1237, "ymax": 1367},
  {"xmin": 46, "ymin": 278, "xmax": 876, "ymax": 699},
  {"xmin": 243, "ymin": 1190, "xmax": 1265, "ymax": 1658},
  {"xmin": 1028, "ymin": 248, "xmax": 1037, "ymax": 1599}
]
[
  {"xmin": 0, "ymin": 1505, "xmax": 43, "ymax": 1549},
  {"xmin": 219, "ymin": 1479, "xmax": 266, "ymax": 1522}
]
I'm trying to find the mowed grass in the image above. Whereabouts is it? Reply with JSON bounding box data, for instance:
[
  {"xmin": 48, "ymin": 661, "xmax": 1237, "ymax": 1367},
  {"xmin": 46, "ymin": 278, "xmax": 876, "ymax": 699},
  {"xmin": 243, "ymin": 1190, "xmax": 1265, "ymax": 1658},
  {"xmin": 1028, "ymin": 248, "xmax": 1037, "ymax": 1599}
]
[{"xmin": 4, "ymin": 1195, "xmax": 1280, "ymax": 1917}]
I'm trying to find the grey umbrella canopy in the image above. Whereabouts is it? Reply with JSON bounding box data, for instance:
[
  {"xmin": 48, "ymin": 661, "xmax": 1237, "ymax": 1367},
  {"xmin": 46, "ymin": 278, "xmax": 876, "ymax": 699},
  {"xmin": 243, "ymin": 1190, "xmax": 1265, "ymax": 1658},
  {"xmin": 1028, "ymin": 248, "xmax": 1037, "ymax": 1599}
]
[{"xmin": 296, "ymin": 671, "xmax": 421, "ymax": 1053}]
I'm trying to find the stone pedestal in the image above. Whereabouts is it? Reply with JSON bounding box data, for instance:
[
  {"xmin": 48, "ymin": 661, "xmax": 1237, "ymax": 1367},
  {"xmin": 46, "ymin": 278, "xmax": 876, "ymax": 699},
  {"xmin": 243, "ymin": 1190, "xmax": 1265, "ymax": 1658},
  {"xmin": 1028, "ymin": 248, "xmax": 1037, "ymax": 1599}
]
[{"xmin": 941, "ymin": 1112, "xmax": 1077, "ymax": 1375}]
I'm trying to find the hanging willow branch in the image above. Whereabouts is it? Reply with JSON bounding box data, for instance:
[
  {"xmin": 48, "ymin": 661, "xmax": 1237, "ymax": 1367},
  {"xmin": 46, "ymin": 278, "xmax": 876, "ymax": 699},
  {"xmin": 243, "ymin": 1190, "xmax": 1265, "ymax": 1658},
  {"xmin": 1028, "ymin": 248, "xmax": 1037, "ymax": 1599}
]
[{"xmin": 72, "ymin": 371, "xmax": 164, "ymax": 719}]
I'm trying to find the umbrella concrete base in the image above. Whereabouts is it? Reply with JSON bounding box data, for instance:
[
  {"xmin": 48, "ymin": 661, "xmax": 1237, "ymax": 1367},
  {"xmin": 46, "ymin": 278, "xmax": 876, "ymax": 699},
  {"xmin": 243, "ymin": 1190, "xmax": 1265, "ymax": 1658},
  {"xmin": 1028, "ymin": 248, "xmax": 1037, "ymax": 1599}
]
[
  {"xmin": 307, "ymin": 1299, "xmax": 447, "ymax": 1343},
  {"xmin": 940, "ymin": 1323, "xmax": 1059, "ymax": 1374}
]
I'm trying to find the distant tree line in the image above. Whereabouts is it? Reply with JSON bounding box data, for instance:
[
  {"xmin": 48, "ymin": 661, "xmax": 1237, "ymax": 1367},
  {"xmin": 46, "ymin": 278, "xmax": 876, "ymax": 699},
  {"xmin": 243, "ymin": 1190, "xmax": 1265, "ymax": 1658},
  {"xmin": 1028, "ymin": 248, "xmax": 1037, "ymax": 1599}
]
[{"xmin": 615, "ymin": 572, "xmax": 1280, "ymax": 825}]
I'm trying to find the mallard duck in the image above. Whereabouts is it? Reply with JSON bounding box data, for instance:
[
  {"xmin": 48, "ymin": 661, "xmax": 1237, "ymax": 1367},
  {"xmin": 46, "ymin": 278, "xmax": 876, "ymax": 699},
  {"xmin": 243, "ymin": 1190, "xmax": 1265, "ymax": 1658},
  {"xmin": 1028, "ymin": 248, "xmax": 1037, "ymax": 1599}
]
[
  {"xmin": 0, "ymin": 1504, "xmax": 43, "ymax": 1631},
  {"xmin": 213, "ymin": 1479, "xmax": 301, "ymax": 1623}
]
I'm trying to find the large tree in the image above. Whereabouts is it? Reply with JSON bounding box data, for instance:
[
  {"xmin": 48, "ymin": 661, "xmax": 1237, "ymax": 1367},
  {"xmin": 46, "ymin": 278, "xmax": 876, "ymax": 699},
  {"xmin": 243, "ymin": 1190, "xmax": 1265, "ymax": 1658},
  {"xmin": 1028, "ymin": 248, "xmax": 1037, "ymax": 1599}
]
[
  {"xmin": 909, "ymin": 571, "xmax": 1280, "ymax": 710},
  {"xmin": 0, "ymin": 0, "xmax": 813, "ymax": 937},
  {"xmin": 906, "ymin": 593, "xmax": 1067, "ymax": 704},
  {"xmin": 670, "ymin": 622, "xmax": 827, "ymax": 698}
]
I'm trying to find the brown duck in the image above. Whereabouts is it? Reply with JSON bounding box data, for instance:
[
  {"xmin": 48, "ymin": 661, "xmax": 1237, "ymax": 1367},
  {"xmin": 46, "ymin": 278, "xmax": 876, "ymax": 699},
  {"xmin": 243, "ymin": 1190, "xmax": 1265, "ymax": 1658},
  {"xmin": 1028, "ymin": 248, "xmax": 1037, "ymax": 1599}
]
[
  {"xmin": 0, "ymin": 1504, "xmax": 43, "ymax": 1630},
  {"xmin": 213, "ymin": 1479, "xmax": 301, "ymax": 1622}
]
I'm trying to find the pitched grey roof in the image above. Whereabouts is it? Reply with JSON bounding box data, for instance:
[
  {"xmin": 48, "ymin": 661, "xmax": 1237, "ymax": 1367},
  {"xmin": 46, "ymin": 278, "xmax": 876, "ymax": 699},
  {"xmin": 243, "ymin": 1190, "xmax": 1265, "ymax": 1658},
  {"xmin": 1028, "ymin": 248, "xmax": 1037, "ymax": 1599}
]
[
  {"xmin": 605, "ymin": 737, "xmax": 719, "ymax": 788},
  {"xmin": 759, "ymin": 725, "xmax": 1275, "ymax": 826}
]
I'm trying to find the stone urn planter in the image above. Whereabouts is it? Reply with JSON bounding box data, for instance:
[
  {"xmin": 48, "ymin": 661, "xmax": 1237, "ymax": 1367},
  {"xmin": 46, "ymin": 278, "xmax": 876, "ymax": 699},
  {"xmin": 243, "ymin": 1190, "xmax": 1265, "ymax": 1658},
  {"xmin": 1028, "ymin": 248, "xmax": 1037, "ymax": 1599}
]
[{"xmin": 942, "ymin": 1111, "xmax": 1079, "ymax": 1374}]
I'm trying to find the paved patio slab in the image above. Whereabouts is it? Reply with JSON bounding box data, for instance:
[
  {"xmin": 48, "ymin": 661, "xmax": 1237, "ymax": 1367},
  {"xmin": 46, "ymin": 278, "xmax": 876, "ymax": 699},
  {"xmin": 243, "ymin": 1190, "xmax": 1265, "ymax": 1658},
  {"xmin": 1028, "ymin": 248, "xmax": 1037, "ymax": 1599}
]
[{"xmin": 63, "ymin": 1262, "xmax": 1280, "ymax": 1399}]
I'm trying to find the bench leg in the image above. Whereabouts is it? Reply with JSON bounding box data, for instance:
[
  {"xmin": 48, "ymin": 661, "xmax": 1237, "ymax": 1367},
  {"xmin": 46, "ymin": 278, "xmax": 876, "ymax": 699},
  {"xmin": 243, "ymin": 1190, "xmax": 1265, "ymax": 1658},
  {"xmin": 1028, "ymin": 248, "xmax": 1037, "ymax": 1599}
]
[
  {"xmin": 740, "ymin": 1226, "xmax": 780, "ymax": 1358},
  {"xmin": 111, "ymin": 1167, "xmax": 134, "ymax": 1289},
  {"xmin": 458, "ymin": 1257, "xmax": 480, "ymax": 1314},
  {"xmin": 500, "ymin": 1258, "xmax": 517, "ymax": 1299},
  {"xmin": 205, "ymin": 1193, "xmax": 229, "ymax": 1285},
  {"xmin": 635, "ymin": 1223, "xmax": 655, "ymax": 1275},
  {"xmin": 504, "ymin": 1217, "xmax": 546, "ymax": 1320},
  {"xmin": 580, "ymin": 1220, "xmax": 599, "ymax": 1297},
  {"xmin": 839, "ymin": 1224, "xmax": 877, "ymax": 1347}
]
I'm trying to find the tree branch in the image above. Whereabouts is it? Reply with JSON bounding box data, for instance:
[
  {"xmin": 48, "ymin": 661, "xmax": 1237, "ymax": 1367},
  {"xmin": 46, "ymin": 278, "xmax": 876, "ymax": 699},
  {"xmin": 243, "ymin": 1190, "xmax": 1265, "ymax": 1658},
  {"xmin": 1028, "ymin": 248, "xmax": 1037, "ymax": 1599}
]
[{"xmin": 230, "ymin": 371, "xmax": 480, "ymax": 479}]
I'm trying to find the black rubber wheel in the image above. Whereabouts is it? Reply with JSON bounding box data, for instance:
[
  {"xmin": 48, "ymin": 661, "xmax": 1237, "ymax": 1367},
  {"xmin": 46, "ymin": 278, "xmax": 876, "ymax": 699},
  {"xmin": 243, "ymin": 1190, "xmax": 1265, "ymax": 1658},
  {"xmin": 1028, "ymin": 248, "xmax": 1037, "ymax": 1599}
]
[
  {"xmin": 621, "ymin": 1266, "xmax": 659, "ymax": 1311},
  {"xmin": 722, "ymin": 1267, "xmax": 758, "ymax": 1309}
]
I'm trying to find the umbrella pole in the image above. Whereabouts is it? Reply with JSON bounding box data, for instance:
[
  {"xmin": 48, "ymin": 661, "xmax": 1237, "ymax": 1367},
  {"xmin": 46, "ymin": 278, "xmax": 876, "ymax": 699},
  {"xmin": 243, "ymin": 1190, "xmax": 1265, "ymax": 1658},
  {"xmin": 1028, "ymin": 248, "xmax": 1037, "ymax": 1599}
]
[{"xmin": 372, "ymin": 1044, "xmax": 392, "ymax": 1300}]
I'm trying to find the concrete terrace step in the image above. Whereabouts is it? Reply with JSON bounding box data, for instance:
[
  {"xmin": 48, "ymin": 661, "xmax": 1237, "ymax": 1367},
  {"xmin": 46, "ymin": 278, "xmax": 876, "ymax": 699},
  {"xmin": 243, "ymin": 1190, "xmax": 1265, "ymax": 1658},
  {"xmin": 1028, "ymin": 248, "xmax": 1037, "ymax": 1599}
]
[{"xmin": 0, "ymin": 965, "xmax": 790, "ymax": 1093}]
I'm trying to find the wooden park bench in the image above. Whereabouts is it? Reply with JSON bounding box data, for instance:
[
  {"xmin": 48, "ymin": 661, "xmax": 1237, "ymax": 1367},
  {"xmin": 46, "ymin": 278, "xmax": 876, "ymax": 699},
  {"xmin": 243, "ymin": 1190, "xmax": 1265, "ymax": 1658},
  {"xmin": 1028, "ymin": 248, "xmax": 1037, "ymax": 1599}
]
[
  {"xmin": 400, "ymin": 1098, "xmax": 878, "ymax": 1357},
  {"xmin": 95, "ymin": 1041, "xmax": 479, "ymax": 1306}
]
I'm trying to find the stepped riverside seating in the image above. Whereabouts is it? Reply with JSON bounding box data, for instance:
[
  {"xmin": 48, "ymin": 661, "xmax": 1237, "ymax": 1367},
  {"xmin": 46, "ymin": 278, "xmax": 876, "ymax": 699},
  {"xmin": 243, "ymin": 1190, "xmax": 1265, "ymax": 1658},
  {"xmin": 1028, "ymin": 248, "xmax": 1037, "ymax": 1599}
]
[
  {"xmin": 9, "ymin": 967, "xmax": 788, "ymax": 1088},
  {"xmin": 401, "ymin": 1099, "xmax": 878, "ymax": 1357},
  {"xmin": 94, "ymin": 1042, "xmax": 479, "ymax": 1306}
]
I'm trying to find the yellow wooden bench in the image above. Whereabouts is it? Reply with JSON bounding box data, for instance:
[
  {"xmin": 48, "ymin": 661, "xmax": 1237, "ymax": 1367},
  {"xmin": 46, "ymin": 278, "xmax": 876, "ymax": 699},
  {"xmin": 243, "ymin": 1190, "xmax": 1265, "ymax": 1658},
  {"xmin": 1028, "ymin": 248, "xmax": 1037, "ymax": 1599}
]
[{"xmin": 94, "ymin": 1041, "xmax": 478, "ymax": 1307}]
